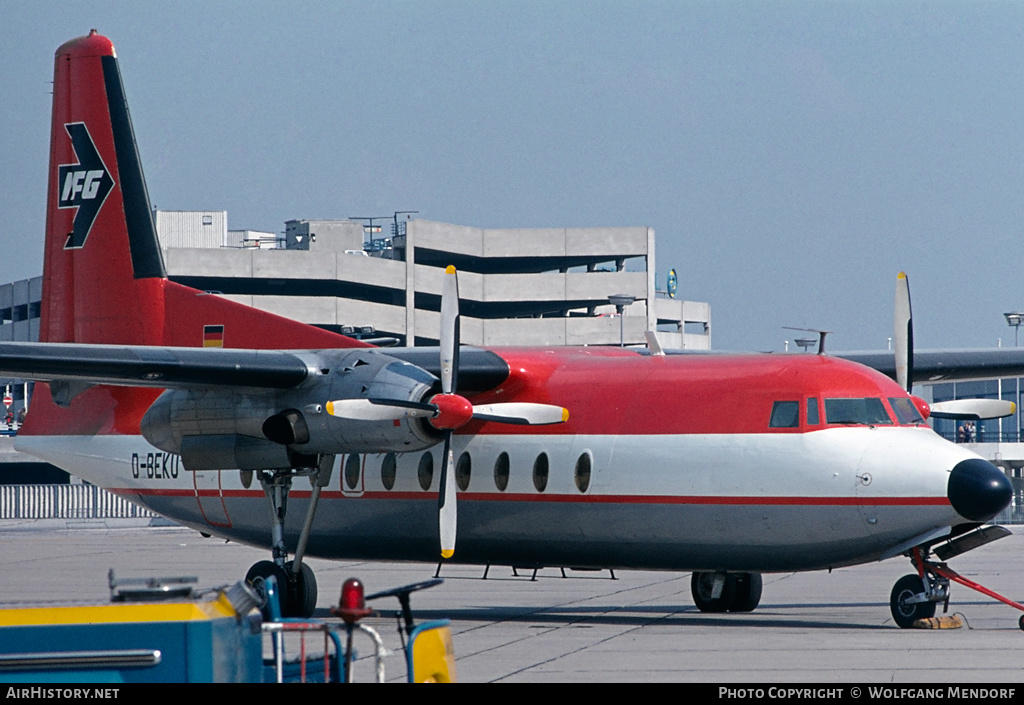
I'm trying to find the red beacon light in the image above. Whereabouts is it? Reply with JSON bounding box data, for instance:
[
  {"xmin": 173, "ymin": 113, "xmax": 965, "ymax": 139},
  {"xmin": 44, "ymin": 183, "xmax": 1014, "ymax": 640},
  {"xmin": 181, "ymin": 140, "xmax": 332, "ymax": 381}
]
[{"xmin": 331, "ymin": 578, "xmax": 374, "ymax": 624}]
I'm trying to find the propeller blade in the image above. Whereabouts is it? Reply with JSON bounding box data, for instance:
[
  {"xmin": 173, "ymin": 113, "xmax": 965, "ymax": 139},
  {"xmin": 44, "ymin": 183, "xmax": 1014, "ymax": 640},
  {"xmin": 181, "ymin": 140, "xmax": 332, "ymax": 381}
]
[
  {"xmin": 471, "ymin": 402, "xmax": 569, "ymax": 426},
  {"xmin": 326, "ymin": 398, "xmax": 437, "ymax": 420},
  {"xmin": 894, "ymin": 271, "xmax": 914, "ymax": 392},
  {"xmin": 438, "ymin": 430, "xmax": 457, "ymax": 559},
  {"xmin": 440, "ymin": 265, "xmax": 460, "ymax": 395},
  {"xmin": 929, "ymin": 399, "xmax": 1016, "ymax": 421}
]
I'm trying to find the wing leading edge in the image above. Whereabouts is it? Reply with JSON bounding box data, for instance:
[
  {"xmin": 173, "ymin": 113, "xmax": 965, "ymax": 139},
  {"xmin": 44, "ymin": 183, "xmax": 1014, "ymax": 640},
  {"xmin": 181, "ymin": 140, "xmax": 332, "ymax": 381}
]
[{"xmin": 0, "ymin": 341, "xmax": 312, "ymax": 390}]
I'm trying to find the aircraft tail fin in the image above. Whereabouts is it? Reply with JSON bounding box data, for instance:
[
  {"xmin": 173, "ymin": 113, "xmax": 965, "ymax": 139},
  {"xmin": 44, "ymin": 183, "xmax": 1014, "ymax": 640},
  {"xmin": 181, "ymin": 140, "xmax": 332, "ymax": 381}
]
[
  {"xmin": 42, "ymin": 31, "xmax": 165, "ymax": 345},
  {"xmin": 40, "ymin": 31, "xmax": 368, "ymax": 352}
]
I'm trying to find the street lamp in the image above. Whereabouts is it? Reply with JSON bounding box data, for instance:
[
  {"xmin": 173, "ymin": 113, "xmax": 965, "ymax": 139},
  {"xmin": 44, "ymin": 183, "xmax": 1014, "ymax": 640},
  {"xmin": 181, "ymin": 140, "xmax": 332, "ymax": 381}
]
[
  {"xmin": 608, "ymin": 294, "xmax": 636, "ymax": 347},
  {"xmin": 1005, "ymin": 312, "xmax": 1024, "ymax": 347},
  {"xmin": 1005, "ymin": 312, "xmax": 1024, "ymax": 442}
]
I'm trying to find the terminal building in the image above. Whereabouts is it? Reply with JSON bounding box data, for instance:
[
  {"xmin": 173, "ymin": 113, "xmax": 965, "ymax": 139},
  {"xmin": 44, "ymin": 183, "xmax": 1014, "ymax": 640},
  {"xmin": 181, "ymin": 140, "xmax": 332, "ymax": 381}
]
[{"xmin": 154, "ymin": 211, "xmax": 711, "ymax": 349}]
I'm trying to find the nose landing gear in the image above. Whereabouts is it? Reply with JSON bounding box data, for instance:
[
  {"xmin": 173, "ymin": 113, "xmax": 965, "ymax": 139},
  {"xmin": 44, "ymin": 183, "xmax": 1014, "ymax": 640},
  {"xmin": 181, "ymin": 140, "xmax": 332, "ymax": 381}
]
[{"xmin": 891, "ymin": 526, "xmax": 1024, "ymax": 630}]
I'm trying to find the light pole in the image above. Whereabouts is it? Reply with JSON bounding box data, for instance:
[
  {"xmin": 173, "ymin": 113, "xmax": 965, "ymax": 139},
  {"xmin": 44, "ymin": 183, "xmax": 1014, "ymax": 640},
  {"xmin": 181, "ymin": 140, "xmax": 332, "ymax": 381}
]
[
  {"xmin": 1005, "ymin": 312, "xmax": 1024, "ymax": 442},
  {"xmin": 1005, "ymin": 312, "xmax": 1024, "ymax": 347},
  {"xmin": 608, "ymin": 294, "xmax": 636, "ymax": 347}
]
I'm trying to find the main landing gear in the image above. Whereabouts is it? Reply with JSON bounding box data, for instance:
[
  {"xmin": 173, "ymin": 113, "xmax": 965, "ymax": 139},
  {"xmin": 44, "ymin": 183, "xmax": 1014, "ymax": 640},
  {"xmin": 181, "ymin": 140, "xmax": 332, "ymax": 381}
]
[
  {"xmin": 691, "ymin": 572, "xmax": 763, "ymax": 613},
  {"xmin": 889, "ymin": 526, "xmax": 1024, "ymax": 630},
  {"xmin": 245, "ymin": 456, "xmax": 333, "ymax": 618}
]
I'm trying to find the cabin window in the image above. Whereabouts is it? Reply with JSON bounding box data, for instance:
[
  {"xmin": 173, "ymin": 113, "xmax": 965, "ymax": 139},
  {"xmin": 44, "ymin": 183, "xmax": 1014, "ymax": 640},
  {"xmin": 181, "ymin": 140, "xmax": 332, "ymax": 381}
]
[
  {"xmin": 456, "ymin": 452, "xmax": 472, "ymax": 491},
  {"xmin": 344, "ymin": 453, "xmax": 361, "ymax": 490},
  {"xmin": 533, "ymin": 453, "xmax": 549, "ymax": 492},
  {"xmin": 381, "ymin": 453, "xmax": 397, "ymax": 490},
  {"xmin": 889, "ymin": 397, "xmax": 924, "ymax": 425},
  {"xmin": 494, "ymin": 452, "xmax": 510, "ymax": 492},
  {"xmin": 807, "ymin": 398, "xmax": 820, "ymax": 425},
  {"xmin": 575, "ymin": 451, "xmax": 592, "ymax": 493},
  {"xmin": 769, "ymin": 401, "xmax": 800, "ymax": 428},
  {"xmin": 418, "ymin": 452, "xmax": 434, "ymax": 490},
  {"xmin": 825, "ymin": 398, "xmax": 893, "ymax": 425}
]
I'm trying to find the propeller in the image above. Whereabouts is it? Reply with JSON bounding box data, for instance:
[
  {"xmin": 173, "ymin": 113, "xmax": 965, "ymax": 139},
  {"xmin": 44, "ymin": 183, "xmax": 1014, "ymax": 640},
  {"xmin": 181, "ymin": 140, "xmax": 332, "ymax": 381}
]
[
  {"xmin": 893, "ymin": 272, "xmax": 1014, "ymax": 420},
  {"xmin": 326, "ymin": 265, "xmax": 568, "ymax": 559}
]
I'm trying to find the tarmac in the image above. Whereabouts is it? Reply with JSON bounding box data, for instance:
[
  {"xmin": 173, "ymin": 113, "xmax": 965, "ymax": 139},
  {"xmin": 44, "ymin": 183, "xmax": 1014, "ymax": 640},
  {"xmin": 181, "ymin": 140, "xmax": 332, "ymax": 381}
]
[{"xmin": 0, "ymin": 519, "xmax": 1022, "ymax": 683}]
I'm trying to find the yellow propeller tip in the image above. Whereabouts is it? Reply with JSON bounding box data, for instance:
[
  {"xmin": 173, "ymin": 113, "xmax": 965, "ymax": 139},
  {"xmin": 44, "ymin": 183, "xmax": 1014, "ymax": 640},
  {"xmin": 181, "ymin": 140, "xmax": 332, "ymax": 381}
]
[
  {"xmin": 445, "ymin": 265, "xmax": 456, "ymax": 274},
  {"xmin": 441, "ymin": 549, "xmax": 454, "ymax": 559},
  {"xmin": 561, "ymin": 408, "xmax": 570, "ymax": 422},
  {"xmin": 325, "ymin": 401, "xmax": 335, "ymax": 416},
  {"xmin": 897, "ymin": 272, "xmax": 907, "ymax": 279}
]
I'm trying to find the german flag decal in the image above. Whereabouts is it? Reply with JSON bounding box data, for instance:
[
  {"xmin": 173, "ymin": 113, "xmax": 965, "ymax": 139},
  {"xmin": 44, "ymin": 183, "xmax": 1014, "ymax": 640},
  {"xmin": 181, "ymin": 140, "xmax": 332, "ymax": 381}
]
[{"xmin": 203, "ymin": 325, "xmax": 224, "ymax": 348}]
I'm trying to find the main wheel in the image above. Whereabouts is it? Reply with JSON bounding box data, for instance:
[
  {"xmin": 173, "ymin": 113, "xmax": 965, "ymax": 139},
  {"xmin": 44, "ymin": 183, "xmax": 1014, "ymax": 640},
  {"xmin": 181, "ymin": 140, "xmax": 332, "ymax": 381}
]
[
  {"xmin": 246, "ymin": 560, "xmax": 290, "ymax": 618},
  {"xmin": 691, "ymin": 572, "xmax": 737, "ymax": 613},
  {"xmin": 890, "ymin": 574, "xmax": 936, "ymax": 628},
  {"xmin": 284, "ymin": 560, "xmax": 318, "ymax": 618},
  {"xmin": 729, "ymin": 572, "xmax": 763, "ymax": 612}
]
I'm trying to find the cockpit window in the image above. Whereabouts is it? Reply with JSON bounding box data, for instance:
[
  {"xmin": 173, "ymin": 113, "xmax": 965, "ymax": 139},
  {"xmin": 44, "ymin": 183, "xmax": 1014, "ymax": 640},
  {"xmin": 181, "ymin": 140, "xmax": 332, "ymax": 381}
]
[
  {"xmin": 825, "ymin": 398, "xmax": 893, "ymax": 425},
  {"xmin": 769, "ymin": 401, "xmax": 800, "ymax": 428},
  {"xmin": 807, "ymin": 398, "xmax": 820, "ymax": 425},
  {"xmin": 889, "ymin": 397, "xmax": 924, "ymax": 425}
]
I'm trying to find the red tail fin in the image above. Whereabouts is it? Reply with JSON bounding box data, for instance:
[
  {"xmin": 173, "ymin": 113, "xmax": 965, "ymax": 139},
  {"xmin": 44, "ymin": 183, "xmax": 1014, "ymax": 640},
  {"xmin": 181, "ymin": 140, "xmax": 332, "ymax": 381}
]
[{"xmin": 41, "ymin": 30, "xmax": 367, "ymax": 352}]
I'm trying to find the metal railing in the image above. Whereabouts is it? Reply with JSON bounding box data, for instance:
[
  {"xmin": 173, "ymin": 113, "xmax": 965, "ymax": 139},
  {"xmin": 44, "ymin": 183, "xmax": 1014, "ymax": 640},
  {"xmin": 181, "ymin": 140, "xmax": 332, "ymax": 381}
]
[{"xmin": 0, "ymin": 484, "xmax": 155, "ymax": 520}]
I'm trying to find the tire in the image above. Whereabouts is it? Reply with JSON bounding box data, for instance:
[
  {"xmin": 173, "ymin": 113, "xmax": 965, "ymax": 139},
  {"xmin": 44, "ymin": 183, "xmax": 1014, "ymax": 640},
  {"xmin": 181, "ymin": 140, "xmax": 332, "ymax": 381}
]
[
  {"xmin": 691, "ymin": 572, "xmax": 737, "ymax": 613},
  {"xmin": 729, "ymin": 572, "xmax": 763, "ymax": 612},
  {"xmin": 890, "ymin": 574, "xmax": 936, "ymax": 628},
  {"xmin": 284, "ymin": 560, "xmax": 318, "ymax": 618},
  {"xmin": 246, "ymin": 560, "xmax": 290, "ymax": 618}
]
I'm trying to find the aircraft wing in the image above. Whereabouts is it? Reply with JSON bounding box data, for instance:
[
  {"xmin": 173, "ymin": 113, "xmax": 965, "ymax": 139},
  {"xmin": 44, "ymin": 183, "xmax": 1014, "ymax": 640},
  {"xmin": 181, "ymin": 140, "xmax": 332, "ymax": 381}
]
[
  {"xmin": 839, "ymin": 348, "xmax": 1024, "ymax": 384},
  {"xmin": 0, "ymin": 341, "xmax": 510, "ymax": 394},
  {"xmin": 0, "ymin": 341, "xmax": 312, "ymax": 390}
]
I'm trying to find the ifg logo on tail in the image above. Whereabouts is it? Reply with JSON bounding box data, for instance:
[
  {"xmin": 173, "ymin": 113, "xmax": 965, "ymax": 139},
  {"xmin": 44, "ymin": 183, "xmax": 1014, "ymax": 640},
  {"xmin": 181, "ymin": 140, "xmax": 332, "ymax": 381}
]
[{"xmin": 58, "ymin": 122, "xmax": 114, "ymax": 249}]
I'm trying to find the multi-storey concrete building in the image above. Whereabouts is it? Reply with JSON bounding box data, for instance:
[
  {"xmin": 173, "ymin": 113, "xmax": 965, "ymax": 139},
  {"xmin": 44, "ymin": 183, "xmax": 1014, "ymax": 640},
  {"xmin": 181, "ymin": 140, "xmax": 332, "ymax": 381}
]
[{"xmin": 163, "ymin": 215, "xmax": 711, "ymax": 349}]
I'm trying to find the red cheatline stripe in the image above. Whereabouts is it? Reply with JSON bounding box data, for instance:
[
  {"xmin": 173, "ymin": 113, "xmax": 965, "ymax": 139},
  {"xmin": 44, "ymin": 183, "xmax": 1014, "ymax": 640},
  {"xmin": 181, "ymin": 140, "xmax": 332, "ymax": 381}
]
[{"xmin": 123, "ymin": 487, "xmax": 949, "ymax": 506}]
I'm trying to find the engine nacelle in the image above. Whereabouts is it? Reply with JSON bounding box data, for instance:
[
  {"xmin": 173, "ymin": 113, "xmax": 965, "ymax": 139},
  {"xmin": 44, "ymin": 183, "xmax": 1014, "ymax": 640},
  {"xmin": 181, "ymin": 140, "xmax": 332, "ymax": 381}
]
[{"xmin": 141, "ymin": 349, "xmax": 442, "ymax": 470}]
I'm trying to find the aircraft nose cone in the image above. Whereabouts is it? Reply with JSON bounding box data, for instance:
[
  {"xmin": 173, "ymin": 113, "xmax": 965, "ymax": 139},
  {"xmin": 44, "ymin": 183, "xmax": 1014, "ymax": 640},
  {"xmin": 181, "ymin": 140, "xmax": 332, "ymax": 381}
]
[{"xmin": 947, "ymin": 458, "xmax": 1012, "ymax": 522}]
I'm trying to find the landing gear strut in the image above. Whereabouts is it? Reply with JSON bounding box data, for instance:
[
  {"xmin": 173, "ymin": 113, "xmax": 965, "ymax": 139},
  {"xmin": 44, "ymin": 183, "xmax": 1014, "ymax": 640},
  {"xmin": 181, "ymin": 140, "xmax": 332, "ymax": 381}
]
[
  {"xmin": 691, "ymin": 572, "xmax": 763, "ymax": 613},
  {"xmin": 245, "ymin": 455, "xmax": 332, "ymax": 618}
]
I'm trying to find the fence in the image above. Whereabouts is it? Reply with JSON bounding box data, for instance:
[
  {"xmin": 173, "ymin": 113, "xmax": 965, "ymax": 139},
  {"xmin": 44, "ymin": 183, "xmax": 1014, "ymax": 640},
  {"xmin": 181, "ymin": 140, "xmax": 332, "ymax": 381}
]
[{"xmin": 0, "ymin": 484, "xmax": 156, "ymax": 519}]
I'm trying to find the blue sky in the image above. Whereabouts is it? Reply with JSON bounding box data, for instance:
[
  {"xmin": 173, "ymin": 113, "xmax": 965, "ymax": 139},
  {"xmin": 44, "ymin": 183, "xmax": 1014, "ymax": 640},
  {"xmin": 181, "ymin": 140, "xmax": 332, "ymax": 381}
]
[{"xmin": 3, "ymin": 2, "xmax": 1024, "ymax": 351}]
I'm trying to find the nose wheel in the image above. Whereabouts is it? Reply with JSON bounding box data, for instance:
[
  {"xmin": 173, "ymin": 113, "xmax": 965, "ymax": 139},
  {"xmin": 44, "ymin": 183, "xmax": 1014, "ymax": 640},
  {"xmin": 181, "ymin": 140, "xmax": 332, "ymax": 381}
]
[{"xmin": 889, "ymin": 574, "xmax": 938, "ymax": 628}]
